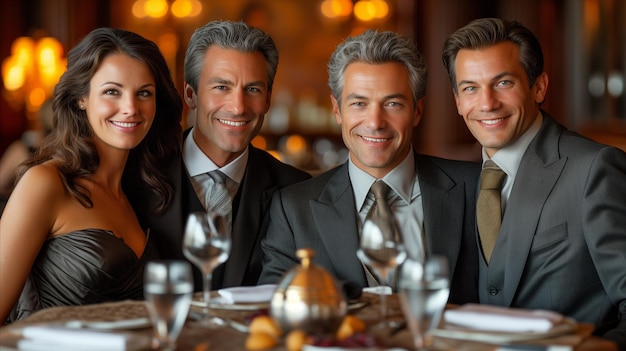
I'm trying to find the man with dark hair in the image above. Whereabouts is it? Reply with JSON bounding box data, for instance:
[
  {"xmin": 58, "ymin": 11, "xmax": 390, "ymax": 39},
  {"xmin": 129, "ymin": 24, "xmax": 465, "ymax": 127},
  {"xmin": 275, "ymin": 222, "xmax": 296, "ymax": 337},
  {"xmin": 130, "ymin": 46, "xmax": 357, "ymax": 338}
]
[{"xmin": 442, "ymin": 18, "xmax": 626, "ymax": 349}]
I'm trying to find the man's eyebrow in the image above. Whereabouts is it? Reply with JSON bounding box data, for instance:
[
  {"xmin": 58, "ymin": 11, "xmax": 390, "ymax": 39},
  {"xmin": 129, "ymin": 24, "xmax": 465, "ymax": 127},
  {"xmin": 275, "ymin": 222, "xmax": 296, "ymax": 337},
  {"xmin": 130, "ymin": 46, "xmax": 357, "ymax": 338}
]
[
  {"xmin": 458, "ymin": 72, "xmax": 513, "ymax": 86},
  {"xmin": 345, "ymin": 93, "xmax": 367, "ymax": 100},
  {"xmin": 245, "ymin": 80, "xmax": 267, "ymax": 88},
  {"xmin": 382, "ymin": 93, "xmax": 409, "ymax": 100},
  {"xmin": 345, "ymin": 93, "xmax": 408, "ymax": 100},
  {"xmin": 207, "ymin": 77, "xmax": 233, "ymax": 85}
]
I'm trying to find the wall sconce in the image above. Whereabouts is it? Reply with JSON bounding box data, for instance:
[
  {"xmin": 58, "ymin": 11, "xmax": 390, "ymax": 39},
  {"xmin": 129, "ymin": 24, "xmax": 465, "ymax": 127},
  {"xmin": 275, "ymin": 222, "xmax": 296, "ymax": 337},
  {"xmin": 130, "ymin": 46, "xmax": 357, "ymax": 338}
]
[
  {"xmin": 320, "ymin": 0, "xmax": 389, "ymax": 22},
  {"xmin": 1, "ymin": 36, "xmax": 66, "ymax": 125},
  {"xmin": 132, "ymin": 0, "xmax": 202, "ymax": 19}
]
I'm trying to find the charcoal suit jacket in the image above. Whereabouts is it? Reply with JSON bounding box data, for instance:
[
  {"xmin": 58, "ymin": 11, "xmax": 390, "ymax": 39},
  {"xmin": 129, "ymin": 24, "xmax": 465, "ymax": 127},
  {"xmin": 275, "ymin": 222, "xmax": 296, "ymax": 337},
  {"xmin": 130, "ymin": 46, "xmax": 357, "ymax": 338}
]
[
  {"xmin": 130, "ymin": 144, "xmax": 310, "ymax": 291},
  {"xmin": 259, "ymin": 152, "xmax": 481, "ymax": 305},
  {"xmin": 479, "ymin": 113, "xmax": 626, "ymax": 349}
]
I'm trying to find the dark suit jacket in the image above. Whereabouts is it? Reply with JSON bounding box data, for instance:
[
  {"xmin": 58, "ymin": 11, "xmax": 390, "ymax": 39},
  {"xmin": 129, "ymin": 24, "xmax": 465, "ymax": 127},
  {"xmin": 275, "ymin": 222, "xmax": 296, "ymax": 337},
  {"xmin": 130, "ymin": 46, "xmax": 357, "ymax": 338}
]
[
  {"xmin": 129, "ymin": 144, "xmax": 310, "ymax": 291},
  {"xmin": 480, "ymin": 113, "xmax": 626, "ymax": 349},
  {"xmin": 259, "ymin": 152, "xmax": 481, "ymax": 305}
]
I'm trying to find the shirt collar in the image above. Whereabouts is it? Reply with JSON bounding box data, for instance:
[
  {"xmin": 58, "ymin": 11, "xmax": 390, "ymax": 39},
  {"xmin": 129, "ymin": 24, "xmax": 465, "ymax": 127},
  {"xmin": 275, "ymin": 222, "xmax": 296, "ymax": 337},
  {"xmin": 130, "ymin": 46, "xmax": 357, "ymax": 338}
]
[
  {"xmin": 483, "ymin": 111, "xmax": 543, "ymax": 177},
  {"xmin": 183, "ymin": 128, "xmax": 248, "ymax": 184},
  {"xmin": 349, "ymin": 148, "xmax": 418, "ymax": 211}
]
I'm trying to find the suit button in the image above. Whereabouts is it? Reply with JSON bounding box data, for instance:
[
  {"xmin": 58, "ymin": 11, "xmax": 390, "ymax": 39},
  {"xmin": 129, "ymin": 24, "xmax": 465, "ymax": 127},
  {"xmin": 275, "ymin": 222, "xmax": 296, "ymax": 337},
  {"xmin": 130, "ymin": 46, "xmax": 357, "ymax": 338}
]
[{"xmin": 489, "ymin": 287, "xmax": 499, "ymax": 296}]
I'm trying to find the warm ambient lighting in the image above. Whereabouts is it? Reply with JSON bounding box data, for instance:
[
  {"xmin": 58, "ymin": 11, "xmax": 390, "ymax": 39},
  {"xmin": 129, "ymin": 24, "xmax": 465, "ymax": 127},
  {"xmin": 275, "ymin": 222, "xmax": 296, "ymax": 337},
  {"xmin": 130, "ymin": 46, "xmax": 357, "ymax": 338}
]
[
  {"xmin": 132, "ymin": 0, "xmax": 202, "ymax": 19},
  {"xmin": 320, "ymin": 0, "xmax": 389, "ymax": 21},
  {"xmin": 353, "ymin": 0, "xmax": 388, "ymax": 21},
  {"xmin": 320, "ymin": 0, "xmax": 353, "ymax": 18},
  {"xmin": 1, "ymin": 36, "xmax": 66, "ymax": 119}
]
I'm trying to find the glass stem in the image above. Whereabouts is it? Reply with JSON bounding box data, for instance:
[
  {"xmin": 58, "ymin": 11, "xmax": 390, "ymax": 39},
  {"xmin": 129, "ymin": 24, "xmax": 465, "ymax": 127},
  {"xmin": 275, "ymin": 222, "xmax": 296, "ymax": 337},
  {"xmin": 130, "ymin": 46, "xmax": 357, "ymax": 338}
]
[
  {"xmin": 378, "ymin": 267, "xmax": 389, "ymax": 327},
  {"xmin": 379, "ymin": 290, "xmax": 387, "ymax": 326},
  {"xmin": 203, "ymin": 271, "xmax": 212, "ymax": 317}
]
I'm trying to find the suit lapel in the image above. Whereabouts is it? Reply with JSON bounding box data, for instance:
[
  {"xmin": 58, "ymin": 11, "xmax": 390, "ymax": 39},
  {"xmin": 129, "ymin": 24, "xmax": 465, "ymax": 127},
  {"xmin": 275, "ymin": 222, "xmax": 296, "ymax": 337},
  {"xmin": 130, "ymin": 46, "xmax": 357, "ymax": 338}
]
[
  {"xmin": 495, "ymin": 114, "xmax": 567, "ymax": 306},
  {"xmin": 416, "ymin": 155, "xmax": 466, "ymax": 281},
  {"xmin": 310, "ymin": 164, "xmax": 364, "ymax": 282},
  {"xmin": 223, "ymin": 148, "xmax": 274, "ymax": 286},
  {"xmin": 147, "ymin": 157, "xmax": 203, "ymax": 262}
]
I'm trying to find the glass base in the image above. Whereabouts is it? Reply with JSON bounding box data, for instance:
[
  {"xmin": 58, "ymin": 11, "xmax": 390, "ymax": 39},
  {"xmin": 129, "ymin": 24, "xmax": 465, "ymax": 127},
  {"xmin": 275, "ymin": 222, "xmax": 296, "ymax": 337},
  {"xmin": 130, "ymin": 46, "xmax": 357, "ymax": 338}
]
[
  {"xmin": 370, "ymin": 318, "xmax": 401, "ymax": 331},
  {"xmin": 151, "ymin": 337, "xmax": 177, "ymax": 351},
  {"xmin": 188, "ymin": 311, "xmax": 226, "ymax": 329}
]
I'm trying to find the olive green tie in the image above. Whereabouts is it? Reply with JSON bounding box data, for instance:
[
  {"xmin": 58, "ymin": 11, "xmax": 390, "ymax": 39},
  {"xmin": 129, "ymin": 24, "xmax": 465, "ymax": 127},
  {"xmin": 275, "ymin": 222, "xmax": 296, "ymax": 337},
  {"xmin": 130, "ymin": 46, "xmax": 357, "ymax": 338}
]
[{"xmin": 477, "ymin": 160, "xmax": 506, "ymax": 264}]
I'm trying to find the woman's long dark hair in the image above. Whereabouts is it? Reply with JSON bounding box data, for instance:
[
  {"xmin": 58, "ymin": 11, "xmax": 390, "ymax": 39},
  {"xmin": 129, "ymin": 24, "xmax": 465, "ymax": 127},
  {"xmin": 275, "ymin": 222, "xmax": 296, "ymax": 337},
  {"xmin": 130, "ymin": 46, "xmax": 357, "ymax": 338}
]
[{"xmin": 18, "ymin": 27, "xmax": 182, "ymax": 213}]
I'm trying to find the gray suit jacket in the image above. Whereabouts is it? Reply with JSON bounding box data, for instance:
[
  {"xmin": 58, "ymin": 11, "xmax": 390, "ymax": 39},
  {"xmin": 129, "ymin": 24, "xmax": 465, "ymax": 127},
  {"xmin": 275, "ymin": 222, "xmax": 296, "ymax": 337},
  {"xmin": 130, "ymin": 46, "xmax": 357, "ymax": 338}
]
[
  {"xmin": 480, "ymin": 113, "xmax": 626, "ymax": 348},
  {"xmin": 129, "ymin": 144, "xmax": 310, "ymax": 291},
  {"xmin": 259, "ymin": 152, "xmax": 481, "ymax": 305}
]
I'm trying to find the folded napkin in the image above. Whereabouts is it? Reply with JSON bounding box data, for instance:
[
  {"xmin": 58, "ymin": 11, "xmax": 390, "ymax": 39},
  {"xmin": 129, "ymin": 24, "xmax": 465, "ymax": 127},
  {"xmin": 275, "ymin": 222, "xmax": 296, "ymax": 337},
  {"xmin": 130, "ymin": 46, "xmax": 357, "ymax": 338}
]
[
  {"xmin": 444, "ymin": 304, "xmax": 566, "ymax": 333},
  {"xmin": 18, "ymin": 326, "xmax": 148, "ymax": 351},
  {"xmin": 362, "ymin": 286, "xmax": 392, "ymax": 295},
  {"xmin": 217, "ymin": 284, "xmax": 277, "ymax": 304}
]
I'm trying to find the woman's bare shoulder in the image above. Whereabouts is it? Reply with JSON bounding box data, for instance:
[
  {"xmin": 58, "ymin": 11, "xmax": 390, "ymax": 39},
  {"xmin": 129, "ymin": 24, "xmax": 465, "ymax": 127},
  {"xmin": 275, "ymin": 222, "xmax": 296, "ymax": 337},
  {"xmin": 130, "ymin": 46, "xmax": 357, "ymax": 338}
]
[
  {"xmin": 16, "ymin": 162, "xmax": 66, "ymax": 198},
  {"xmin": 1, "ymin": 162, "xmax": 67, "ymax": 240}
]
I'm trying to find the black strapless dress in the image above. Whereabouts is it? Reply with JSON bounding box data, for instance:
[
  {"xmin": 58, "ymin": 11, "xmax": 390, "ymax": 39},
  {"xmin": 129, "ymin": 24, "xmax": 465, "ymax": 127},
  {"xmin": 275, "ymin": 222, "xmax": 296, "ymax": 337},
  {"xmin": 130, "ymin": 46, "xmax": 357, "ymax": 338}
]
[{"xmin": 8, "ymin": 228, "xmax": 158, "ymax": 322}]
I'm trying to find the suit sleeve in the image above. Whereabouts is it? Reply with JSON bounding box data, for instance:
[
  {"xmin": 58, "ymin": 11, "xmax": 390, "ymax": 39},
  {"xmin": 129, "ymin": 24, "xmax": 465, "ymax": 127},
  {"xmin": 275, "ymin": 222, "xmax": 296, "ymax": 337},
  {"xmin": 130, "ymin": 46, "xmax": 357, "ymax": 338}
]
[
  {"xmin": 258, "ymin": 189, "xmax": 299, "ymax": 284},
  {"xmin": 582, "ymin": 146, "xmax": 626, "ymax": 348}
]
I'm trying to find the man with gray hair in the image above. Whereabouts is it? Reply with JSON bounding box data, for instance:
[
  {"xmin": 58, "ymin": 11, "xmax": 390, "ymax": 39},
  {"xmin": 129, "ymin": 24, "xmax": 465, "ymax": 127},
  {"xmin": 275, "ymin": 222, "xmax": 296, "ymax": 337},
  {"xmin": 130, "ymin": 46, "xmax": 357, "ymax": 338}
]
[
  {"xmin": 130, "ymin": 20, "xmax": 310, "ymax": 291},
  {"xmin": 259, "ymin": 30, "xmax": 480, "ymax": 305}
]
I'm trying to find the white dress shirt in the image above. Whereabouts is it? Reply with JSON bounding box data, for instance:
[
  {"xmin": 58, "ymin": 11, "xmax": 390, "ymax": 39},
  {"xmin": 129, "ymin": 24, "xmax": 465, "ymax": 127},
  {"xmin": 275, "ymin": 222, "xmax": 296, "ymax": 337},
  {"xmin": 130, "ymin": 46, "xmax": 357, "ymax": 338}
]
[
  {"xmin": 348, "ymin": 148, "xmax": 425, "ymax": 261},
  {"xmin": 484, "ymin": 111, "xmax": 543, "ymax": 213},
  {"xmin": 183, "ymin": 129, "xmax": 247, "ymax": 211}
]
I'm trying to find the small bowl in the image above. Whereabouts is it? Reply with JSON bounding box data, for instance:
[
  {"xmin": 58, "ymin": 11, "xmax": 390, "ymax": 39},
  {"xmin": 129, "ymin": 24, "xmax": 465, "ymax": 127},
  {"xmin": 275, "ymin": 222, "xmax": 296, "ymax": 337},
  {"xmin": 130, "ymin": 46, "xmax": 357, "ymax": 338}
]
[{"xmin": 270, "ymin": 248, "xmax": 347, "ymax": 335}]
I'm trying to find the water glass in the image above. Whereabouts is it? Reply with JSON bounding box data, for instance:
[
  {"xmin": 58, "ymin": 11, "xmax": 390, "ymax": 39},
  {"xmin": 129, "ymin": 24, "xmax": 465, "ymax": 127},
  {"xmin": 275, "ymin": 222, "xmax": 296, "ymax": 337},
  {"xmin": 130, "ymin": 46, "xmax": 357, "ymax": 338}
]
[
  {"xmin": 357, "ymin": 219, "xmax": 407, "ymax": 329},
  {"xmin": 144, "ymin": 260, "xmax": 193, "ymax": 351},
  {"xmin": 182, "ymin": 211, "xmax": 231, "ymax": 327},
  {"xmin": 398, "ymin": 256, "xmax": 450, "ymax": 350}
]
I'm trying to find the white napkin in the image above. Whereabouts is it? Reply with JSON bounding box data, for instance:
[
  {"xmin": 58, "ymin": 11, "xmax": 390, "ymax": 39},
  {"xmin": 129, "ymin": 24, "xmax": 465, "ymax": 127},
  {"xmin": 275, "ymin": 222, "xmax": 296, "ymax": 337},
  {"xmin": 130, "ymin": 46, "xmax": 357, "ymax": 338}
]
[
  {"xmin": 444, "ymin": 304, "xmax": 566, "ymax": 333},
  {"xmin": 217, "ymin": 284, "xmax": 277, "ymax": 304},
  {"xmin": 362, "ymin": 286, "xmax": 393, "ymax": 295},
  {"xmin": 17, "ymin": 326, "xmax": 148, "ymax": 351}
]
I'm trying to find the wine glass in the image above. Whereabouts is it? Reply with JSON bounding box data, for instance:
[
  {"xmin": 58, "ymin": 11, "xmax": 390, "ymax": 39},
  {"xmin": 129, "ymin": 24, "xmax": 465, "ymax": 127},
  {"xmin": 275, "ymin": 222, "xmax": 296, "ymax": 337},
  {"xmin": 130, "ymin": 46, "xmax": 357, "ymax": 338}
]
[
  {"xmin": 144, "ymin": 260, "xmax": 193, "ymax": 351},
  {"xmin": 356, "ymin": 218, "xmax": 407, "ymax": 329},
  {"xmin": 398, "ymin": 255, "xmax": 450, "ymax": 350},
  {"xmin": 182, "ymin": 211, "xmax": 232, "ymax": 327}
]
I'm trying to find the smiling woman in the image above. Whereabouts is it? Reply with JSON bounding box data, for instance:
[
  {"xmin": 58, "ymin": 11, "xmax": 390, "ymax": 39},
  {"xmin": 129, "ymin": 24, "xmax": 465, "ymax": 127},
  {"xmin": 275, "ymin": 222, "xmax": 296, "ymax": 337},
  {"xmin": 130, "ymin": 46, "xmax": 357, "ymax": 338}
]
[
  {"xmin": 0, "ymin": 27, "xmax": 182, "ymax": 324},
  {"xmin": 80, "ymin": 53, "xmax": 157, "ymax": 151}
]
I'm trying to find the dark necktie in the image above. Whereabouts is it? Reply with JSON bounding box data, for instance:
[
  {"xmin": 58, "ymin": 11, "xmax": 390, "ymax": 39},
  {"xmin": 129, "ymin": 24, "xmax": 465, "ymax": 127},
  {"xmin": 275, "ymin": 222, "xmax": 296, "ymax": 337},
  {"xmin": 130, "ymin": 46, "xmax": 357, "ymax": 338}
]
[
  {"xmin": 206, "ymin": 170, "xmax": 231, "ymax": 216},
  {"xmin": 367, "ymin": 180, "xmax": 396, "ymax": 241},
  {"xmin": 362, "ymin": 180, "xmax": 400, "ymax": 287},
  {"xmin": 477, "ymin": 160, "xmax": 506, "ymax": 264}
]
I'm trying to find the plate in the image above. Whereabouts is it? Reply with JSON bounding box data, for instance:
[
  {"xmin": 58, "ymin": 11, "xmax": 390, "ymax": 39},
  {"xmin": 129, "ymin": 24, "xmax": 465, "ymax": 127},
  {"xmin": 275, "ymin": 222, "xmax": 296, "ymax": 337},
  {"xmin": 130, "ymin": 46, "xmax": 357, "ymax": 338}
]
[
  {"xmin": 432, "ymin": 317, "xmax": 577, "ymax": 343},
  {"xmin": 190, "ymin": 294, "xmax": 371, "ymax": 312},
  {"xmin": 64, "ymin": 317, "xmax": 152, "ymax": 330},
  {"xmin": 191, "ymin": 294, "xmax": 270, "ymax": 311}
]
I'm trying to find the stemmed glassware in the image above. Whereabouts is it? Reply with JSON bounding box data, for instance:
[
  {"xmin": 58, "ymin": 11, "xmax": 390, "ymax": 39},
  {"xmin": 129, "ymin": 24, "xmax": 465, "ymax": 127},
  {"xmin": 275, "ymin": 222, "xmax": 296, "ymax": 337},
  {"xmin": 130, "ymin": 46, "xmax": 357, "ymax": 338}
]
[
  {"xmin": 144, "ymin": 260, "xmax": 193, "ymax": 351},
  {"xmin": 356, "ymin": 217, "xmax": 407, "ymax": 329},
  {"xmin": 182, "ymin": 211, "xmax": 232, "ymax": 327},
  {"xmin": 398, "ymin": 255, "xmax": 450, "ymax": 350}
]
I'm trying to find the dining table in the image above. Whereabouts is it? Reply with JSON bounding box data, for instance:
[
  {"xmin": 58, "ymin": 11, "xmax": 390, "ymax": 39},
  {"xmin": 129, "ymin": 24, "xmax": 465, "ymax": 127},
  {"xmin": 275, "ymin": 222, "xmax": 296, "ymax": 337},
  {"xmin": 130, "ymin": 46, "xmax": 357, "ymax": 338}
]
[{"xmin": 0, "ymin": 292, "xmax": 618, "ymax": 351}]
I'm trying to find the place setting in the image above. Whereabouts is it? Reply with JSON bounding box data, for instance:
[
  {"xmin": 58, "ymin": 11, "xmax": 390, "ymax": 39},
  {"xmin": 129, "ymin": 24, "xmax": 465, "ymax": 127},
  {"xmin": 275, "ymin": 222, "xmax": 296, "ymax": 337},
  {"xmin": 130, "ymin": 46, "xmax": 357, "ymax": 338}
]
[
  {"xmin": 432, "ymin": 303, "xmax": 579, "ymax": 345},
  {"xmin": 189, "ymin": 284, "xmax": 276, "ymax": 312},
  {"xmin": 0, "ymin": 299, "xmax": 155, "ymax": 350}
]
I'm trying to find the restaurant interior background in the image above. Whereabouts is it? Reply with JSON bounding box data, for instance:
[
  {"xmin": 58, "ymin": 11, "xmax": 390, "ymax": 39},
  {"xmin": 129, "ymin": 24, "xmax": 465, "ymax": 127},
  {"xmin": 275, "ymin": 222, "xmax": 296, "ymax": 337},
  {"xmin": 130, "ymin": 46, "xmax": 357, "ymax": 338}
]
[{"xmin": 1, "ymin": 0, "xmax": 625, "ymax": 175}]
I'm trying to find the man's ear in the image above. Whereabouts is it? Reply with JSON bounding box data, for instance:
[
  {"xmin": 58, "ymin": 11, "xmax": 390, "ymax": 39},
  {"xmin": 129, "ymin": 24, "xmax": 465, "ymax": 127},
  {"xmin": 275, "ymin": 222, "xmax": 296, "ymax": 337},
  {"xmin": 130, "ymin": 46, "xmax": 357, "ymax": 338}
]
[
  {"xmin": 533, "ymin": 72, "xmax": 549, "ymax": 104},
  {"xmin": 183, "ymin": 83, "xmax": 197, "ymax": 109},
  {"xmin": 413, "ymin": 97, "xmax": 425, "ymax": 127},
  {"xmin": 331, "ymin": 94, "xmax": 342, "ymax": 124}
]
